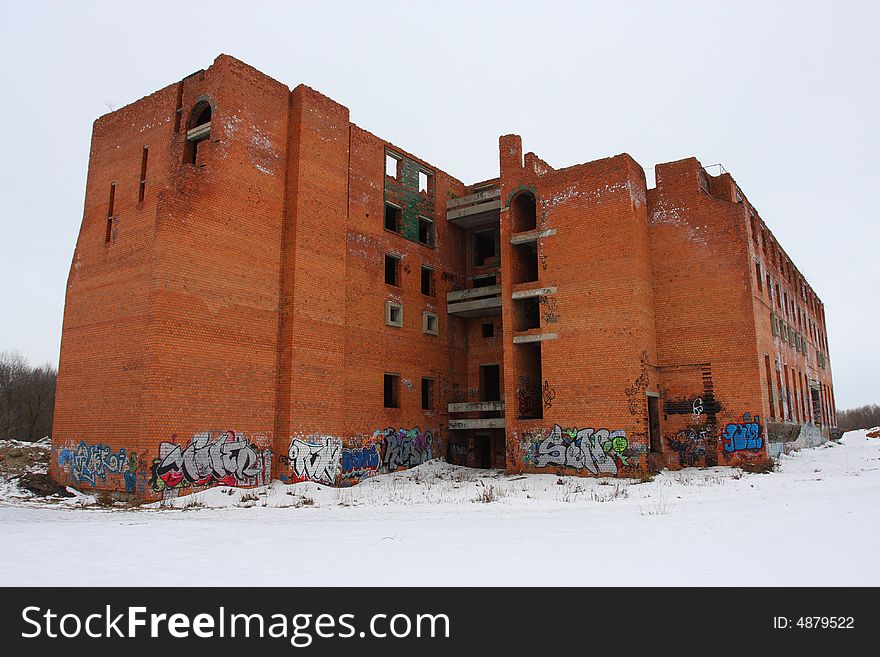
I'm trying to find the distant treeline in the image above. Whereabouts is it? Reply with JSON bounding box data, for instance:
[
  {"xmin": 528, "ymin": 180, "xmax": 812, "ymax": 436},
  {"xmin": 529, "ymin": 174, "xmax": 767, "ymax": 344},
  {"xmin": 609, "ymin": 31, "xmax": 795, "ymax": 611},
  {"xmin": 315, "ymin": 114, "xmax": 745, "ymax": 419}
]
[
  {"xmin": 0, "ymin": 350, "xmax": 56, "ymax": 442},
  {"xmin": 836, "ymin": 404, "xmax": 880, "ymax": 432}
]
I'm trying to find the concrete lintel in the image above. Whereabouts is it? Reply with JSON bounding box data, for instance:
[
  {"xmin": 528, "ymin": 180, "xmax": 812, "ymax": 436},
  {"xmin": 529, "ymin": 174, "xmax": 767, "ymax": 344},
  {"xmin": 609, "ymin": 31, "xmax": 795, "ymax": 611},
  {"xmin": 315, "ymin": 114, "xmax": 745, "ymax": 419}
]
[
  {"xmin": 447, "ymin": 401, "xmax": 505, "ymax": 413},
  {"xmin": 511, "ymin": 286, "xmax": 557, "ymax": 300},
  {"xmin": 447, "ymin": 200, "xmax": 501, "ymax": 222},
  {"xmin": 447, "ymin": 188, "xmax": 501, "ymax": 210},
  {"xmin": 448, "ymin": 297, "xmax": 502, "ymax": 315},
  {"xmin": 513, "ymin": 332, "xmax": 558, "ymax": 344},
  {"xmin": 186, "ymin": 123, "xmax": 211, "ymax": 141},
  {"xmin": 447, "ymin": 284, "xmax": 502, "ymax": 302},
  {"xmin": 448, "ymin": 418, "xmax": 506, "ymax": 430},
  {"xmin": 510, "ymin": 228, "xmax": 557, "ymax": 245}
]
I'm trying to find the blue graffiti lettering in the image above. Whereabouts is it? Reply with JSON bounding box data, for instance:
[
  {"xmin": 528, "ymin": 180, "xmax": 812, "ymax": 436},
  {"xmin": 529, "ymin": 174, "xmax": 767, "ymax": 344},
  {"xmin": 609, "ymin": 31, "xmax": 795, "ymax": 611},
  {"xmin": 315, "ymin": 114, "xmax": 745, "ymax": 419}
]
[{"xmin": 722, "ymin": 413, "xmax": 763, "ymax": 453}]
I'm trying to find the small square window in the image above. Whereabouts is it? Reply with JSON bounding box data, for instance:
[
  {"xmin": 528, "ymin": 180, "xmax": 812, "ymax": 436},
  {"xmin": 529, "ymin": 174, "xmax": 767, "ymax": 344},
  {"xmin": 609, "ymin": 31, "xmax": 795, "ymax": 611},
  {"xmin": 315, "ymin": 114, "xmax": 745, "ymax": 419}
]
[
  {"xmin": 421, "ymin": 378, "xmax": 434, "ymax": 411},
  {"xmin": 418, "ymin": 216, "xmax": 434, "ymax": 247},
  {"xmin": 384, "ymin": 373, "xmax": 400, "ymax": 408},
  {"xmin": 385, "ymin": 154, "xmax": 398, "ymax": 179},
  {"xmin": 385, "ymin": 254, "xmax": 400, "ymax": 286},
  {"xmin": 421, "ymin": 265, "xmax": 434, "ymax": 296},
  {"xmin": 418, "ymin": 170, "xmax": 431, "ymax": 193},
  {"xmin": 386, "ymin": 301, "xmax": 403, "ymax": 327},
  {"xmin": 423, "ymin": 311, "xmax": 438, "ymax": 336},
  {"xmin": 384, "ymin": 203, "xmax": 402, "ymax": 233},
  {"xmin": 482, "ymin": 322, "xmax": 494, "ymax": 338}
]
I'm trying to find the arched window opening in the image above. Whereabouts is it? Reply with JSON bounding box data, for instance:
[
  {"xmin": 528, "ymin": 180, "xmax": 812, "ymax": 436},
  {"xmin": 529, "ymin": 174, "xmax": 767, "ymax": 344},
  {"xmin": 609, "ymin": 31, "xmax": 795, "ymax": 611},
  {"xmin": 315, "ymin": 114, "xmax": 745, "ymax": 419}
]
[
  {"xmin": 185, "ymin": 100, "xmax": 213, "ymax": 165},
  {"xmin": 510, "ymin": 191, "xmax": 537, "ymax": 233}
]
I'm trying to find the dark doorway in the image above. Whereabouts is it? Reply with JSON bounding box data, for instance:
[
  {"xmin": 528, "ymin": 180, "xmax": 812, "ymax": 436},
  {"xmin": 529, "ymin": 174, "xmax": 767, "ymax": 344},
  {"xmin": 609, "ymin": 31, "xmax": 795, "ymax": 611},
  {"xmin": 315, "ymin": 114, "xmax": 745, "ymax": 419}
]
[
  {"xmin": 475, "ymin": 434, "xmax": 492, "ymax": 469},
  {"xmin": 648, "ymin": 394, "xmax": 662, "ymax": 453},
  {"xmin": 480, "ymin": 364, "xmax": 501, "ymax": 402}
]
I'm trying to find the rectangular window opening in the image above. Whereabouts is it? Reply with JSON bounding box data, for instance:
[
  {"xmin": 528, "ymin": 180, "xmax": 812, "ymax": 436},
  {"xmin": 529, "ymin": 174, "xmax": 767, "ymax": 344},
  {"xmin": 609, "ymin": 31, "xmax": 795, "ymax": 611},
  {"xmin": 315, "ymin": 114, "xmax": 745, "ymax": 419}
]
[
  {"xmin": 421, "ymin": 265, "xmax": 434, "ymax": 296},
  {"xmin": 138, "ymin": 146, "xmax": 149, "ymax": 203},
  {"xmin": 384, "ymin": 254, "xmax": 400, "ymax": 286},
  {"xmin": 418, "ymin": 216, "xmax": 434, "ymax": 247},
  {"xmin": 384, "ymin": 203, "xmax": 402, "ymax": 233},
  {"xmin": 648, "ymin": 395, "xmax": 662, "ymax": 453},
  {"xmin": 384, "ymin": 373, "xmax": 400, "ymax": 408},
  {"xmin": 765, "ymin": 354, "xmax": 775, "ymax": 419},
  {"xmin": 385, "ymin": 301, "xmax": 403, "ymax": 328},
  {"xmin": 418, "ymin": 170, "xmax": 431, "ymax": 193},
  {"xmin": 105, "ymin": 183, "xmax": 116, "ymax": 243},
  {"xmin": 423, "ymin": 311, "xmax": 439, "ymax": 336},
  {"xmin": 385, "ymin": 153, "xmax": 398, "ymax": 179},
  {"xmin": 514, "ymin": 297, "xmax": 541, "ymax": 332},
  {"xmin": 482, "ymin": 322, "xmax": 495, "ymax": 338},
  {"xmin": 421, "ymin": 378, "xmax": 434, "ymax": 411},
  {"xmin": 474, "ymin": 228, "xmax": 499, "ymax": 267}
]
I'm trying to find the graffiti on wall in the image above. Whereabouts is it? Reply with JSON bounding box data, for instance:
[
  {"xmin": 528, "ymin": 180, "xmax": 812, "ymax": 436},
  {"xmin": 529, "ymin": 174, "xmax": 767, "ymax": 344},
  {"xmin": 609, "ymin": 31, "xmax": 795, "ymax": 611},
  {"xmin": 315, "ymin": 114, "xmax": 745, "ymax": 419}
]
[
  {"xmin": 539, "ymin": 295, "xmax": 559, "ymax": 324},
  {"xmin": 522, "ymin": 424, "xmax": 629, "ymax": 475},
  {"xmin": 542, "ymin": 380, "xmax": 556, "ymax": 409},
  {"xmin": 124, "ymin": 452, "xmax": 148, "ymax": 494},
  {"xmin": 516, "ymin": 376, "xmax": 540, "ymax": 418},
  {"xmin": 624, "ymin": 351, "xmax": 650, "ymax": 415},
  {"xmin": 374, "ymin": 427, "xmax": 433, "ymax": 471},
  {"xmin": 58, "ymin": 441, "xmax": 127, "ymax": 487},
  {"xmin": 721, "ymin": 413, "xmax": 763, "ymax": 453},
  {"xmin": 150, "ymin": 430, "xmax": 271, "ymax": 492},
  {"xmin": 340, "ymin": 444, "xmax": 380, "ymax": 484},
  {"xmin": 286, "ymin": 437, "xmax": 342, "ymax": 485},
  {"xmin": 667, "ymin": 428, "xmax": 708, "ymax": 466}
]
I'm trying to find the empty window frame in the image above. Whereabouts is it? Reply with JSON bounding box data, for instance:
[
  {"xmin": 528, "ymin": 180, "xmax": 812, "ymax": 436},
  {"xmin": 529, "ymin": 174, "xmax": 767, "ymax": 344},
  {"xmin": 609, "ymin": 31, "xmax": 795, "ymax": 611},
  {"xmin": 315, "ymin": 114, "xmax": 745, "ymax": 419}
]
[
  {"xmin": 384, "ymin": 254, "xmax": 401, "ymax": 286},
  {"xmin": 420, "ymin": 265, "xmax": 435, "ymax": 296},
  {"xmin": 138, "ymin": 146, "xmax": 149, "ymax": 203},
  {"xmin": 385, "ymin": 153, "xmax": 399, "ymax": 179},
  {"xmin": 105, "ymin": 182, "xmax": 116, "ymax": 243},
  {"xmin": 384, "ymin": 203, "xmax": 402, "ymax": 233},
  {"xmin": 764, "ymin": 354, "xmax": 775, "ymax": 419},
  {"xmin": 423, "ymin": 311, "xmax": 439, "ymax": 336},
  {"xmin": 384, "ymin": 373, "xmax": 400, "ymax": 408},
  {"xmin": 482, "ymin": 322, "xmax": 495, "ymax": 338},
  {"xmin": 421, "ymin": 378, "xmax": 434, "ymax": 410},
  {"xmin": 417, "ymin": 215, "xmax": 435, "ymax": 247},
  {"xmin": 186, "ymin": 101, "xmax": 212, "ymax": 165},
  {"xmin": 473, "ymin": 228, "xmax": 499, "ymax": 267},
  {"xmin": 418, "ymin": 170, "xmax": 432, "ymax": 193},
  {"xmin": 385, "ymin": 301, "xmax": 403, "ymax": 328},
  {"xmin": 755, "ymin": 260, "xmax": 763, "ymax": 291}
]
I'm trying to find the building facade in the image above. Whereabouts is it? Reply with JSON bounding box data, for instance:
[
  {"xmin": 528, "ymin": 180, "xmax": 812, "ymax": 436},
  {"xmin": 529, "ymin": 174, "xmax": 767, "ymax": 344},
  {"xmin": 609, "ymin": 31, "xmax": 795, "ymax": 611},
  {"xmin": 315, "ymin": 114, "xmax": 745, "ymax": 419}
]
[{"xmin": 49, "ymin": 55, "xmax": 837, "ymax": 498}]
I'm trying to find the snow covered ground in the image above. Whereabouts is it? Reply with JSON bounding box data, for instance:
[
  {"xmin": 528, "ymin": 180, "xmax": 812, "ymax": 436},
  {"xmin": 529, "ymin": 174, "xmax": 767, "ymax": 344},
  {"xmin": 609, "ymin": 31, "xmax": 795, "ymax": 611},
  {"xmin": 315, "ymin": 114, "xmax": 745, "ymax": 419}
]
[{"xmin": 1, "ymin": 430, "xmax": 878, "ymax": 586}]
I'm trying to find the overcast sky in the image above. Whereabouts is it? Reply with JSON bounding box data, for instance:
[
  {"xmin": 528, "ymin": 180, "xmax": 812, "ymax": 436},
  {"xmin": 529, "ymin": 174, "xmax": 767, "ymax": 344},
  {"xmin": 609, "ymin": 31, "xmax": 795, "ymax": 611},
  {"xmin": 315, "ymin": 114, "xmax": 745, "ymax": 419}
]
[{"xmin": 0, "ymin": 1, "xmax": 877, "ymax": 408}]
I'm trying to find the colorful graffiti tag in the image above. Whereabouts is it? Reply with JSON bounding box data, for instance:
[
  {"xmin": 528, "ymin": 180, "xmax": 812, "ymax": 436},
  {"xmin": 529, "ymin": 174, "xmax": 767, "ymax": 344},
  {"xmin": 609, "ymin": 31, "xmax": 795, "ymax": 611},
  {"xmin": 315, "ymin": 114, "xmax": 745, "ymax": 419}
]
[
  {"xmin": 340, "ymin": 445, "xmax": 381, "ymax": 484},
  {"xmin": 286, "ymin": 437, "xmax": 342, "ymax": 485},
  {"xmin": 523, "ymin": 424, "xmax": 629, "ymax": 475},
  {"xmin": 374, "ymin": 427, "xmax": 433, "ymax": 471},
  {"xmin": 151, "ymin": 430, "xmax": 270, "ymax": 491},
  {"xmin": 124, "ymin": 452, "xmax": 147, "ymax": 494},
  {"xmin": 57, "ymin": 441, "xmax": 127, "ymax": 487},
  {"xmin": 721, "ymin": 413, "xmax": 763, "ymax": 453}
]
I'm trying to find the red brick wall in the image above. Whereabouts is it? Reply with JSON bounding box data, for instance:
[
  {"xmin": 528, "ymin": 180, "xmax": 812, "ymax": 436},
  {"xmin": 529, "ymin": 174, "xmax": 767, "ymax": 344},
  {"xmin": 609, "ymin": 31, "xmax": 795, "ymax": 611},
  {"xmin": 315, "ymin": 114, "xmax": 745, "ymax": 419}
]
[{"xmin": 499, "ymin": 136, "xmax": 659, "ymax": 477}]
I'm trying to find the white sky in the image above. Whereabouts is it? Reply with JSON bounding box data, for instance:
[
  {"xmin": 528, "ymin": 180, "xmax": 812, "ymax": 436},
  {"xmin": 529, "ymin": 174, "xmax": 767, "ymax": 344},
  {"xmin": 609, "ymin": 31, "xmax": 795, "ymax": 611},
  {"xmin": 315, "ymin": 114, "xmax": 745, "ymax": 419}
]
[{"xmin": 0, "ymin": 1, "xmax": 877, "ymax": 408}]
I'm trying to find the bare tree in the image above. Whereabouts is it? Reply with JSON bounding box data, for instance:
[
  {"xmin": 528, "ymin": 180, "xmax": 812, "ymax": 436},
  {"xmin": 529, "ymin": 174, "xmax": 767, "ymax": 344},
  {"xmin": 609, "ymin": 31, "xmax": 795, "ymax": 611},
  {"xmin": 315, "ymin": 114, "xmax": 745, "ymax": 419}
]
[
  {"xmin": 836, "ymin": 404, "xmax": 880, "ymax": 432},
  {"xmin": 0, "ymin": 350, "xmax": 57, "ymax": 441}
]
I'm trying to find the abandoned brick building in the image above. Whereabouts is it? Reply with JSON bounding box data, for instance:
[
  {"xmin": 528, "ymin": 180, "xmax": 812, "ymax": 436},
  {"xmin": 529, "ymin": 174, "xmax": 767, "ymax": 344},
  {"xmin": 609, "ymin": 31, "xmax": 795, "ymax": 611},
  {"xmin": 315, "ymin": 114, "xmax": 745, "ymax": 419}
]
[{"xmin": 49, "ymin": 54, "xmax": 838, "ymax": 498}]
